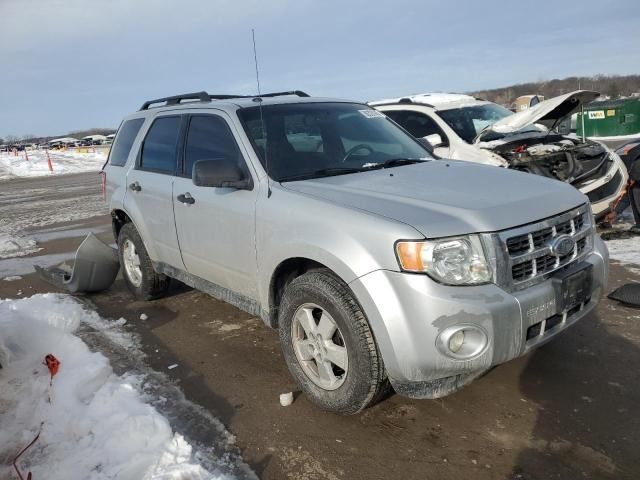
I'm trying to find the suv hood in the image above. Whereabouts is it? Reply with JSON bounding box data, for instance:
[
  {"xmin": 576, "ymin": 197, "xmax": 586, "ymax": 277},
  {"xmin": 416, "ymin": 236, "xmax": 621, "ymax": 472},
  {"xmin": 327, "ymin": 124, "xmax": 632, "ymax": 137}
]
[
  {"xmin": 281, "ymin": 161, "xmax": 586, "ymax": 238},
  {"xmin": 477, "ymin": 90, "xmax": 600, "ymax": 141}
]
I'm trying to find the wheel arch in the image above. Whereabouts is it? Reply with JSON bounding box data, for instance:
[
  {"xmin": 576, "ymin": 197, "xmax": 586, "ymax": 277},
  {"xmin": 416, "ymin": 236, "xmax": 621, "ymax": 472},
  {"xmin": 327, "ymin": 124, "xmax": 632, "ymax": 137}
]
[
  {"xmin": 267, "ymin": 256, "xmax": 359, "ymax": 329},
  {"xmin": 110, "ymin": 207, "xmax": 159, "ymax": 260},
  {"xmin": 111, "ymin": 208, "xmax": 131, "ymax": 240}
]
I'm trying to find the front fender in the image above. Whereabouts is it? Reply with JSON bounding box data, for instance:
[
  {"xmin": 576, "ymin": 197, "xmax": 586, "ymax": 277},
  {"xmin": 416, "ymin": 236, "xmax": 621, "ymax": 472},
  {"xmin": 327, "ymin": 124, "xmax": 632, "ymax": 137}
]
[{"xmin": 255, "ymin": 182, "xmax": 421, "ymax": 310}]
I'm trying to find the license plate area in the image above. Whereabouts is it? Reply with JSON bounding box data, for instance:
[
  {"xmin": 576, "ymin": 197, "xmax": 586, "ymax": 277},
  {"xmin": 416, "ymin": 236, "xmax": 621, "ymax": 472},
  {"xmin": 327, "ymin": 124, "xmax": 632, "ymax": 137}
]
[{"xmin": 553, "ymin": 263, "xmax": 593, "ymax": 312}]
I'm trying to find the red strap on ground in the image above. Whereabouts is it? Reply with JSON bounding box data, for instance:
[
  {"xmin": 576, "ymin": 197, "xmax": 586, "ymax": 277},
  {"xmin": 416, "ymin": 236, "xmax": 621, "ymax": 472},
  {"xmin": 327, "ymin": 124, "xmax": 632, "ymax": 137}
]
[
  {"xmin": 13, "ymin": 354, "xmax": 61, "ymax": 479},
  {"xmin": 13, "ymin": 427, "xmax": 41, "ymax": 480}
]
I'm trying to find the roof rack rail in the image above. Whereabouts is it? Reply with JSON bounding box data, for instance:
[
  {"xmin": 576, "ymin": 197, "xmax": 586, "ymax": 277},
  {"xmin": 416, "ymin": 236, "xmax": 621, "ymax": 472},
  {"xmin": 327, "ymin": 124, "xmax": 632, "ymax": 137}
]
[
  {"xmin": 256, "ymin": 90, "xmax": 310, "ymax": 98},
  {"xmin": 140, "ymin": 91, "xmax": 256, "ymax": 110},
  {"xmin": 140, "ymin": 91, "xmax": 210, "ymax": 110},
  {"xmin": 139, "ymin": 90, "xmax": 311, "ymax": 111}
]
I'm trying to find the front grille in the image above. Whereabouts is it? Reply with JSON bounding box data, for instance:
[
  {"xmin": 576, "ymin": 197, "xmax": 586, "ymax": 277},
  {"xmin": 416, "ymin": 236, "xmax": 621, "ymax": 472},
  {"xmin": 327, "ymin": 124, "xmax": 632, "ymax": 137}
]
[{"xmin": 497, "ymin": 204, "xmax": 593, "ymax": 290}]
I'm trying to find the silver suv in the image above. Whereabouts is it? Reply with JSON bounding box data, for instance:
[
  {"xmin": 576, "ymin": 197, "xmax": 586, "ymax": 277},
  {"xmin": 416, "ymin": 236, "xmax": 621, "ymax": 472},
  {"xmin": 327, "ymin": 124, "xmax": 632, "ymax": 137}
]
[{"xmin": 104, "ymin": 91, "xmax": 609, "ymax": 414}]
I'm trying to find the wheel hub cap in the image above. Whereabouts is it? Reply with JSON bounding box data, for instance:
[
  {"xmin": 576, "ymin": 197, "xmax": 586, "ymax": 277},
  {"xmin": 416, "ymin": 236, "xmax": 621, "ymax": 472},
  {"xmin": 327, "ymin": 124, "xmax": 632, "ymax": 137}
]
[
  {"xmin": 291, "ymin": 303, "xmax": 348, "ymax": 391},
  {"xmin": 122, "ymin": 239, "xmax": 142, "ymax": 287}
]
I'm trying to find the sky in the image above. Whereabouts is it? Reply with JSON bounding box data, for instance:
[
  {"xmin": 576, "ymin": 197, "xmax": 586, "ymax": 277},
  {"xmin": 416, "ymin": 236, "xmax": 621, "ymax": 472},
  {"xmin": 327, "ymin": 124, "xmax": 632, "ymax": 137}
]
[{"xmin": 1, "ymin": 0, "xmax": 639, "ymax": 138}]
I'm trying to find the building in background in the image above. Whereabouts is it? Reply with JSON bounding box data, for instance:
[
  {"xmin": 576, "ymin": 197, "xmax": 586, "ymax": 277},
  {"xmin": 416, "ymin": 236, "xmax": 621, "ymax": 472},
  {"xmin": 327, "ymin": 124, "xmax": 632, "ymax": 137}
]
[
  {"xmin": 81, "ymin": 134, "xmax": 107, "ymax": 145},
  {"xmin": 513, "ymin": 94, "xmax": 545, "ymax": 111}
]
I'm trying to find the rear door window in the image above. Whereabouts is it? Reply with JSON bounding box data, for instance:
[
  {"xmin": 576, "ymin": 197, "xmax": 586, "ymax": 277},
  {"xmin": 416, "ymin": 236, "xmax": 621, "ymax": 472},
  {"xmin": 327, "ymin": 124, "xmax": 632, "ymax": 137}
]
[
  {"xmin": 183, "ymin": 115, "xmax": 244, "ymax": 177},
  {"xmin": 139, "ymin": 116, "xmax": 182, "ymax": 174},
  {"xmin": 108, "ymin": 118, "xmax": 144, "ymax": 166}
]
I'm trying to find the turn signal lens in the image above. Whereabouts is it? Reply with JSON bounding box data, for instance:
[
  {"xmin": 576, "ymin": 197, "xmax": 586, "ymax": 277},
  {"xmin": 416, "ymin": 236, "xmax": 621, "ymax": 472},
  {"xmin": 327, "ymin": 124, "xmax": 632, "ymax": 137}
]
[{"xmin": 396, "ymin": 241, "xmax": 424, "ymax": 272}]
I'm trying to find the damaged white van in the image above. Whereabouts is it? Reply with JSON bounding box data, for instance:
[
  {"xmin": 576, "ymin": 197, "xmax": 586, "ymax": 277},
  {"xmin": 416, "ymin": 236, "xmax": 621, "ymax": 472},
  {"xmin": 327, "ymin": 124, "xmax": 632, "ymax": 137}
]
[{"xmin": 371, "ymin": 90, "xmax": 628, "ymax": 218}]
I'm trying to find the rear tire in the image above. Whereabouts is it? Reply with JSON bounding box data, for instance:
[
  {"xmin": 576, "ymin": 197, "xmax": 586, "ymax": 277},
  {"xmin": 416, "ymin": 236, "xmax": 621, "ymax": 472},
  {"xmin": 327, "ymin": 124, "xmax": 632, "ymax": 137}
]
[
  {"xmin": 278, "ymin": 269, "xmax": 389, "ymax": 415},
  {"xmin": 117, "ymin": 223, "xmax": 170, "ymax": 300}
]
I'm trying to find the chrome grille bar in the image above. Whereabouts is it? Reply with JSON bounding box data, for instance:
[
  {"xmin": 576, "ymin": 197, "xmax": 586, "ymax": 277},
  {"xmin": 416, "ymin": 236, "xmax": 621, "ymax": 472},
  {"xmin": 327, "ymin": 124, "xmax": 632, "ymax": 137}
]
[{"xmin": 485, "ymin": 204, "xmax": 593, "ymax": 292}]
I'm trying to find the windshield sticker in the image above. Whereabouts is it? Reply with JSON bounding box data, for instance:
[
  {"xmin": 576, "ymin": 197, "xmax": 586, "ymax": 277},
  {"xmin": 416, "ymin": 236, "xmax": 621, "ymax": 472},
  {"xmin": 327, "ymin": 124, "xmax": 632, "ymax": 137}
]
[{"xmin": 359, "ymin": 109, "xmax": 385, "ymax": 119}]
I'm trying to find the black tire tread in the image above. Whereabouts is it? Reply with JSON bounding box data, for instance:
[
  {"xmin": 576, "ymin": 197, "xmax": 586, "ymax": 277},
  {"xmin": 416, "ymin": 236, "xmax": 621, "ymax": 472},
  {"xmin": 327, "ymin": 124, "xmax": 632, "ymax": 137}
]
[
  {"xmin": 117, "ymin": 222, "xmax": 170, "ymax": 300},
  {"xmin": 279, "ymin": 268, "xmax": 390, "ymax": 414}
]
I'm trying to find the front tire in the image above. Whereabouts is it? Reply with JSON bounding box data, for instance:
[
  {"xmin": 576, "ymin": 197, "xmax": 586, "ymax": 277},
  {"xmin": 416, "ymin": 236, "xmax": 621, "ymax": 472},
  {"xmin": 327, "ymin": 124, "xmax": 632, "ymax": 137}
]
[
  {"xmin": 117, "ymin": 223, "xmax": 170, "ymax": 300},
  {"xmin": 278, "ymin": 269, "xmax": 389, "ymax": 414}
]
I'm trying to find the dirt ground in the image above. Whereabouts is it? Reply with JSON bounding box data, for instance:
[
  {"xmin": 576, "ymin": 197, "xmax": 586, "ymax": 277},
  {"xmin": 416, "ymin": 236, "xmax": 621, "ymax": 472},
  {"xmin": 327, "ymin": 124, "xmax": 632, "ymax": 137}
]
[{"xmin": 1, "ymin": 173, "xmax": 639, "ymax": 480}]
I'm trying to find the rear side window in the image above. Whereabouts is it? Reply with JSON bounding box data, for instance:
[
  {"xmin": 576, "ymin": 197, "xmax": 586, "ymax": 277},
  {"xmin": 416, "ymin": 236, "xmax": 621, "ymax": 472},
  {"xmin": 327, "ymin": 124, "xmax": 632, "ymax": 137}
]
[
  {"xmin": 108, "ymin": 118, "xmax": 144, "ymax": 166},
  {"xmin": 140, "ymin": 116, "xmax": 181, "ymax": 174},
  {"xmin": 183, "ymin": 115, "xmax": 244, "ymax": 177}
]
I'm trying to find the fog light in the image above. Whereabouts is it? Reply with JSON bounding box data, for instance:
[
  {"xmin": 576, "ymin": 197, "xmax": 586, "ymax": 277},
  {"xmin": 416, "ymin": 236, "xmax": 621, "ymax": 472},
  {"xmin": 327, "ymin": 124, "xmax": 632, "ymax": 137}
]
[
  {"xmin": 436, "ymin": 325, "xmax": 488, "ymax": 360},
  {"xmin": 448, "ymin": 330, "xmax": 465, "ymax": 353}
]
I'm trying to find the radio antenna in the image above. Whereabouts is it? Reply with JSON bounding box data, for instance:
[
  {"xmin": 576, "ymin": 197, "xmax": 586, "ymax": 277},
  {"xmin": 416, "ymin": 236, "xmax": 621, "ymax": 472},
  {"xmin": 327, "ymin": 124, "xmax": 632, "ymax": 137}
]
[
  {"xmin": 252, "ymin": 29, "xmax": 271, "ymax": 198},
  {"xmin": 252, "ymin": 29, "xmax": 261, "ymax": 96}
]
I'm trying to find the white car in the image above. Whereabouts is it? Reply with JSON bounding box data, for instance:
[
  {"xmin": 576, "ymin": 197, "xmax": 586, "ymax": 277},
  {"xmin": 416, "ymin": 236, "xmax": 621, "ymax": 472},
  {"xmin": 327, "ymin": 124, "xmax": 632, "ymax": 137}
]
[{"xmin": 371, "ymin": 90, "xmax": 628, "ymax": 217}]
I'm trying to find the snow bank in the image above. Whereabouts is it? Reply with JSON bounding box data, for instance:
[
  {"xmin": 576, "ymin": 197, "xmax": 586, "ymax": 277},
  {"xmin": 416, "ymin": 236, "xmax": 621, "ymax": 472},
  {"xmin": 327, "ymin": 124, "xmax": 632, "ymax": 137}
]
[
  {"xmin": 0, "ymin": 232, "xmax": 40, "ymax": 259},
  {"xmin": 606, "ymin": 238, "xmax": 640, "ymax": 266},
  {"xmin": 0, "ymin": 150, "xmax": 106, "ymax": 179},
  {"xmin": 0, "ymin": 294, "xmax": 231, "ymax": 480}
]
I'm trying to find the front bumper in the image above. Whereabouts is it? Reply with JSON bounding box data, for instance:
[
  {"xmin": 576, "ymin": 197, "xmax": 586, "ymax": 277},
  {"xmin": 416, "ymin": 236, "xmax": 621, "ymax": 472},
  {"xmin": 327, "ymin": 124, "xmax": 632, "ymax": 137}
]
[
  {"xmin": 349, "ymin": 235, "xmax": 609, "ymax": 399},
  {"xmin": 581, "ymin": 155, "xmax": 628, "ymax": 216}
]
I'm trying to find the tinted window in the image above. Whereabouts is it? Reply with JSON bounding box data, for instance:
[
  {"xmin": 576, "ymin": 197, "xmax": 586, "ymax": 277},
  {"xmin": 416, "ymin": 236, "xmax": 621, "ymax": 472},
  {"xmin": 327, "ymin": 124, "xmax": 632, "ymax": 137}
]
[
  {"xmin": 284, "ymin": 114, "xmax": 324, "ymax": 153},
  {"xmin": 140, "ymin": 116, "xmax": 181, "ymax": 174},
  {"xmin": 184, "ymin": 115, "xmax": 243, "ymax": 177},
  {"xmin": 109, "ymin": 118, "xmax": 144, "ymax": 166},
  {"xmin": 238, "ymin": 103, "xmax": 431, "ymax": 181},
  {"xmin": 386, "ymin": 111, "xmax": 448, "ymax": 145}
]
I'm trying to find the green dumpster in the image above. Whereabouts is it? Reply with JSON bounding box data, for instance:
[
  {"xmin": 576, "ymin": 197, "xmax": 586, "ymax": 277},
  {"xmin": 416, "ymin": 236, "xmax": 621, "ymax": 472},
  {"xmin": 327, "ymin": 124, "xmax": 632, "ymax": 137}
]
[{"xmin": 576, "ymin": 97, "xmax": 640, "ymax": 138}]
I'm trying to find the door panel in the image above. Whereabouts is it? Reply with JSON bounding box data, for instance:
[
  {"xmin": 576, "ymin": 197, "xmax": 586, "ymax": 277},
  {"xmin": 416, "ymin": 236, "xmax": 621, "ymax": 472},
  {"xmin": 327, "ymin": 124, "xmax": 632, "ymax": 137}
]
[
  {"xmin": 124, "ymin": 115, "xmax": 185, "ymax": 269},
  {"xmin": 173, "ymin": 113, "xmax": 258, "ymax": 299},
  {"xmin": 125, "ymin": 171, "xmax": 183, "ymax": 267}
]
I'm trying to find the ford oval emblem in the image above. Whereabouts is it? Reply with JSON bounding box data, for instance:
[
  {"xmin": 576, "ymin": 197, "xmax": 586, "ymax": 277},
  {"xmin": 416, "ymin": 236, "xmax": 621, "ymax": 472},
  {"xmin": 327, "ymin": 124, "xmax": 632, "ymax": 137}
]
[{"xmin": 550, "ymin": 235, "xmax": 576, "ymax": 257}]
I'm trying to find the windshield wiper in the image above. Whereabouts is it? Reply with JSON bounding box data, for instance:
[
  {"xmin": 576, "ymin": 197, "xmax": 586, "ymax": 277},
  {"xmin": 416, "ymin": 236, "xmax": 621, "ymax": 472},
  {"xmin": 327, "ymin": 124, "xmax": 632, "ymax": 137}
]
[
  {"xmin": 278, "ymin": 159, "xmax": 428, "ymax": 182},
  {"xmin": 377, "ymin": 158, "xmax": 427, "ymax": 169},
  {"xmin": 279, "ymin": 167, "xmax": 366, "ymax": 182}
]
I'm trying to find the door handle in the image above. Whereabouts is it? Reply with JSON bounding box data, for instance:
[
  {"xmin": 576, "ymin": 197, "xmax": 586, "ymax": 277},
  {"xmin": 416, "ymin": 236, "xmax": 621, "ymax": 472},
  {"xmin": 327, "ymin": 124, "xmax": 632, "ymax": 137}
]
[
  {"xmin": 177, "ymin": 192, "xmax": 195, "ymax": 205},
  {"xmin": 129, "ymin": 181, "xmax": 142, "ymax": 192}
]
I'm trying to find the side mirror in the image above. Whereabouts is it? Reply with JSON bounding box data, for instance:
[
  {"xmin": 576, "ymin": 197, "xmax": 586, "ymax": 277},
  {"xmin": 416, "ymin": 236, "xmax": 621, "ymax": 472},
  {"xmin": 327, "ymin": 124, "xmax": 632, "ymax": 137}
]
[
  {"xmin": 192, "ymin": 159, "xmax": 252, "ymax": 190},
  {"xmin": 424, "ymin": 133, "xmax": 444, "ymax": 148}
]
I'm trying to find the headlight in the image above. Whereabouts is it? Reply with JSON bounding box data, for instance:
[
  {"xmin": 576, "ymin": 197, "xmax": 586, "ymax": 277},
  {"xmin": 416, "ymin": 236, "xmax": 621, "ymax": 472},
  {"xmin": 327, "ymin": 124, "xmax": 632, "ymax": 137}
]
[{"xmin": 396, "ymin": 235, "xmax": 492, "ymax": 285}]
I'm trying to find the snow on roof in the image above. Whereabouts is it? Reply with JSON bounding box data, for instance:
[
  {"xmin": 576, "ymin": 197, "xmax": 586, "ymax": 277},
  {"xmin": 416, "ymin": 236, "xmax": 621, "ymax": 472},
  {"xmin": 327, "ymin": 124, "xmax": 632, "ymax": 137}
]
[
  {"xmin": 106, "ymin": 133, "xmax": 116, "ymax": 138},
  {"xmin": 369, "ymin": 92, "xmax": 485, "ymax": 109},
  {"xmin": 82, "ymin": 134, "xmax": 107, "ymax": 140},
  {"xmin": 49, "ymin": 137, "xmax": 79, "ymax": 143}
]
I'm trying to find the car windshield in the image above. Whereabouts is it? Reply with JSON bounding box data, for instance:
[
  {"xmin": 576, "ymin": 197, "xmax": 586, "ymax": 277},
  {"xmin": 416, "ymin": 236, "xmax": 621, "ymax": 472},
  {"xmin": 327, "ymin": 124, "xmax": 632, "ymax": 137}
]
[
  {"xmin": 238, "ymin": 102, "xmax": 432, "ymax": 181},
  {"xmin": 436, "ymin": 103, "xmax": 513, "ymax": 143}
]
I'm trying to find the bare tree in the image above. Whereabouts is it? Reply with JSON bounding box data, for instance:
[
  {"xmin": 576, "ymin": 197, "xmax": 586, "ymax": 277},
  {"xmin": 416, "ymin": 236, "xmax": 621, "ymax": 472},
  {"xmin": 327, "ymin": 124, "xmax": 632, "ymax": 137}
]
[{"xmin": 471, "ymin": 74, "xmax": 640, "ymax": 105}]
